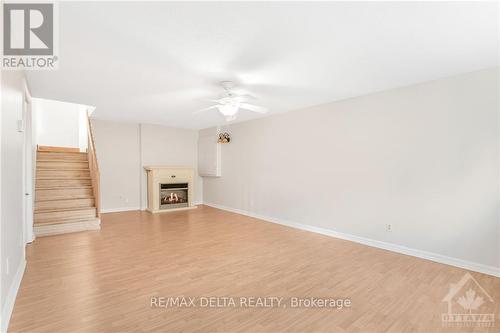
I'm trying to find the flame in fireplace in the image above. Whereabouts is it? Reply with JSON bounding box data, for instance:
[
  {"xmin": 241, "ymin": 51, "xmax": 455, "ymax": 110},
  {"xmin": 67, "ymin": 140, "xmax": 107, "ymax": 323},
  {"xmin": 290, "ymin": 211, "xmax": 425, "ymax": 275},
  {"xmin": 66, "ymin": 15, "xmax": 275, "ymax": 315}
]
[
  {"xmin": 168, "ymin": 192, "xmax": 179, "ymax": 203},
  {"xmin": 161, "ymin": 192, "xmax": 187, "ymax": 205}
]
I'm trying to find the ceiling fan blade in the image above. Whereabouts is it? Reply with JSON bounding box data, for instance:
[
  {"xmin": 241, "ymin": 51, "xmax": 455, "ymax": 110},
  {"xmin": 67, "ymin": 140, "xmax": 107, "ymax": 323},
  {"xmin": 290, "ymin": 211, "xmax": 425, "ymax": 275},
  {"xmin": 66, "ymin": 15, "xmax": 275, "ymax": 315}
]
[
  {"xmin": 193, "ymin": 105, "xmax": 219, "ymax": 114},
  {"xmin": 240, "ymin": 103, "xmax": 268, "ymax": 114},
  {"xmin": 232, "ymin": 94, "xmax": 257, "ymax": 102}
]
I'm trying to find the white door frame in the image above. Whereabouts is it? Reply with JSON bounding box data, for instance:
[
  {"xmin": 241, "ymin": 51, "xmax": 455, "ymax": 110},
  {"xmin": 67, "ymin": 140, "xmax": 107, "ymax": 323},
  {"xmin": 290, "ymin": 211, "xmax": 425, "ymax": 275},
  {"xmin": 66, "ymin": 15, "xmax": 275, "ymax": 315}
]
[{"xmin": 22, "ymin": 89, "xmax": 34, "ymax": 244}]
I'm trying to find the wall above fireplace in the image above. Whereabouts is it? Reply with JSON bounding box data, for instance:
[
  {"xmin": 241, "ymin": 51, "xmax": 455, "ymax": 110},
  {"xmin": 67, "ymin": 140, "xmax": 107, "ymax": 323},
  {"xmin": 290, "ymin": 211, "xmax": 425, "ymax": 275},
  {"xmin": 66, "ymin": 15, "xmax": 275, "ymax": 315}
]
[{"xmin": 144, "ymin": 166, "xmax": 196, "ymax": 213}]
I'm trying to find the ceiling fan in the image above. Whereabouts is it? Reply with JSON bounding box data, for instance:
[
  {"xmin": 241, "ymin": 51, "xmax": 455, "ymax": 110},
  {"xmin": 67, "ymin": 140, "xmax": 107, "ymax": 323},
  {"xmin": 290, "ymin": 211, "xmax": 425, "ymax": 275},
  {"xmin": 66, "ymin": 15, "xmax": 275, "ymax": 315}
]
[{"xmin": 195, "ymin": 81, "xmax": 268, "ymax": 121}]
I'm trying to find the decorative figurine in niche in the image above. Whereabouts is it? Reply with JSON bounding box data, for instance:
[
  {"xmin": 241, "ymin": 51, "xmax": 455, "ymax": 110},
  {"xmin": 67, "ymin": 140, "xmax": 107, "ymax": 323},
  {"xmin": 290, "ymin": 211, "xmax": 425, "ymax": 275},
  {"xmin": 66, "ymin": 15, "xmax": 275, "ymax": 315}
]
[{"xmin": 218, "ymin": 132, "xmax": 231, "ymax": 143}]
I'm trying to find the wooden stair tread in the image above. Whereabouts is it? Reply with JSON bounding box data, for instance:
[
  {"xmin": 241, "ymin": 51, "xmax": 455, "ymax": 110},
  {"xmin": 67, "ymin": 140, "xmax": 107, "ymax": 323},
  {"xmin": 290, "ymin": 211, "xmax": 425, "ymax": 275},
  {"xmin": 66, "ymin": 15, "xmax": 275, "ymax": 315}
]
[
  {"xmin": 37, "ymin": 160, "xmax": 88, "ymax": 163},
  {"xmin": 35, "ymin": 198, "xmax": 95, "ymax": 211},
  {"xmin": 37, "ymin": 164, "xmax": 89, "ymax": 167},
  {"xmin": 35, "ymin": 206, "xmax": 97, "ymax": 223},
  {"xmin": 37, "ymin": 150, "xmax": 86, "ymax": 154},
  {"xmin": 34, "ymin": 217, "xmax": 100, "ymax": 236},
  {"xmin": 36, "ymin": 174, "xmax": 91, "ymax": 178},
  {"xmin": 37, "ymin": 146, "xmax": 80, "ymax": 153},
  {"xmin": 36, "ymin": 159, "xmax": 88, "ymax": 163},
  {"xmin": 36, "ymin": 167, "xmax": 89, "ymax": 169},
  {"xmin": 37, "ymin": 154, "xmax": 87, "ymax": 157},
  {"xmin": 36, "ymin": 168, "xmax": 90, "ymax": 171},
  {"xmin": 34, "ymin": 217, "xmax": 99, "ymax": 226},
  {"xmin": 36, "ymin": 175, "xmax": 91, "ymax": 178},
  {"xmin": 36, "ymin": 153, "xmax": 88, "ymax": 161},
  {"xmin": 35, "ymin": 197, "xmax": 94, "ymax": 202},
  {"xmin": 37, "ymin": 160, "xmax": 87, "ymax": 162},
  {"xmin": 35, "ymin": 212, "xmax": 97, "ymax": 224},
  {"xmin": 36, "ymin": 179, "xmax": 91, "ymax": 183},
  {"xmin": 36, "ymin": 185, "xmax": 93, "ymax": 189},
  {"xmin": 35, "ymin": 207, "xmax": 96, "ymax": 213},
  {"xmin": 36, "ymin": 176, "xmax": 91, "ymax": 179},
  {"xmin": 36, "ymin": 175, "xmax": 90, "ymax": 179},
  {"xmin": 37, "ymin": 168, "xmax": 90, "ymax": 171},
  {"xmin": 36, "ymin": 185, "xmax": 91, "ymax": 189},
  {"xmin": 35, "ymin": 195, "xmax": 95, "ymax": 202},
  {"xmin": 36, "ymin": 177, "xmax": 91, "ymax": 181}
]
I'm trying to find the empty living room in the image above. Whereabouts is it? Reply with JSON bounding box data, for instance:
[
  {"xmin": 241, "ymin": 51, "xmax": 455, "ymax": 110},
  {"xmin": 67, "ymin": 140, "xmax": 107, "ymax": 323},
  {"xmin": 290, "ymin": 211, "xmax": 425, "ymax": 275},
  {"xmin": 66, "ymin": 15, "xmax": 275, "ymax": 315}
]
[{"xmin": 1, "ymin": 1, "xmax": 499, "ymax": 332}]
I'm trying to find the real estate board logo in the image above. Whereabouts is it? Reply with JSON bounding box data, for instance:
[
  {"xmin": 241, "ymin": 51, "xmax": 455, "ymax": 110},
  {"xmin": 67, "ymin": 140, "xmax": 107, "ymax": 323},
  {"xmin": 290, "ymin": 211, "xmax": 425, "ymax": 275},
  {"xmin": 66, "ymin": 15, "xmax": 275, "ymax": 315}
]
[
  {"xmin": 441, "ymin": 272, "xmax": 495, "ymax": 328},
  {"xmin": 2, "ymin": 1, "xmax": 58, "ymax": 70}
]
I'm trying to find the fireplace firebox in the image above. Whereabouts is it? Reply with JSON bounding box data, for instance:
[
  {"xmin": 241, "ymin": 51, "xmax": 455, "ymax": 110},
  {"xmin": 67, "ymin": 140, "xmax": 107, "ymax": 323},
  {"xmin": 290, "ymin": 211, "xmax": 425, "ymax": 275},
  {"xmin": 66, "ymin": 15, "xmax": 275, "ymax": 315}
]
[{"xmin": 159, "ymin": 183, "xmax": 189, "ymax": 209}]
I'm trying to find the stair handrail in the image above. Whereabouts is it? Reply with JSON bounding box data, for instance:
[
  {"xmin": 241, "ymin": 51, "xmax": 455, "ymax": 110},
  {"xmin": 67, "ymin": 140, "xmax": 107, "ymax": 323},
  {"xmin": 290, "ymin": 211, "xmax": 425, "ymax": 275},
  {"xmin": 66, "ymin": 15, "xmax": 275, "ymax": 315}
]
[{"xmin": 87, "ymin": 114, "xmax": 100, "ymax": 218}]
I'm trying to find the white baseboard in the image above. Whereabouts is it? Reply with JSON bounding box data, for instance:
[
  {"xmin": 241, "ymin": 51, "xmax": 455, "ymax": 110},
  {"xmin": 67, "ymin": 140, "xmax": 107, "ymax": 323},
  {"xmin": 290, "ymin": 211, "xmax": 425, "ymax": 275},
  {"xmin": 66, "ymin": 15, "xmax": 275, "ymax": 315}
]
[
  {"xmin": 102, "ymin": 204, "xmax": 205, "ymax": 214},
  {"xmin": 1, "ymin": 258, "xmax": 26, "ymax": 333},
  {"xmin": 101, "ymin": 207, "xmax": 141, "ymax": 213},
  {"xmin": 203, "ymin": 202, "xmax": 500, "ymax": 278}
]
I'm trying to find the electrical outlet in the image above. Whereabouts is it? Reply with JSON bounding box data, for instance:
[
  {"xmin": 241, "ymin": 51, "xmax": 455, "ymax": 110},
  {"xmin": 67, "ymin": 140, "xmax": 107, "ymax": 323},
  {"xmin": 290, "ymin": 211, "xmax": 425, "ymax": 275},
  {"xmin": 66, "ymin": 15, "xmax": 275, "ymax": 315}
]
[{"xmin": 386, "ymin": 224, "xmax": 392, "ymax": 232}]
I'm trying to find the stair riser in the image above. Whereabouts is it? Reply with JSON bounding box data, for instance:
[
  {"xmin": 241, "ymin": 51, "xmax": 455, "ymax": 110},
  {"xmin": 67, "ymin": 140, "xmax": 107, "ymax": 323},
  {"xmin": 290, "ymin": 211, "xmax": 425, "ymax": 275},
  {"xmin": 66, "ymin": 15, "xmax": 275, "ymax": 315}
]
[
  {"xmin": 37, "ymin": 161, "xmax": 89, "ymax": 169},
  {"xmin": 35, "ymin": 208, "xmax": 97, "ymax": 222},
  {"xmin": 34, "ymin": 218, "xmax": 100, "ymax": 237},
  {"xmin": 38, "ymin": 146, "xmax": 80, "ymax": 153},
  {"xmin": 37, "ymin": 170, "xmax": 91, "ymax": 178},
  {"xmin": 36, "ymin": 179, "xmax": 92, "ymax": 188},
  {"xmin": 35, "ymin": 198, "xmax": 95, "ymax": 211},
  {"xmin": 37, "ymin": 152, "xmax": 88, "ymax": 161},
  {"xmin": 36, "ymin": 188, "xmax": 93, "ymax": 201}
]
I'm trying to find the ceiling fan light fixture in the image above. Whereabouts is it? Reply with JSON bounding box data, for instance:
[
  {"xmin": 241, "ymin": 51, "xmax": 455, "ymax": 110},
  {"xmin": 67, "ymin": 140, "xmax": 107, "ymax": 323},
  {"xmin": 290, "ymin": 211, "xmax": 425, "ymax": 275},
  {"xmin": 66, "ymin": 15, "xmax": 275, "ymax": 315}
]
[
  {"xmin": 194, "ymin": 82, "xmax": 267, "ymax": 121},
  {"xmin": 217, "ymin": 102, "xmax": 240, "ymax": 117}
]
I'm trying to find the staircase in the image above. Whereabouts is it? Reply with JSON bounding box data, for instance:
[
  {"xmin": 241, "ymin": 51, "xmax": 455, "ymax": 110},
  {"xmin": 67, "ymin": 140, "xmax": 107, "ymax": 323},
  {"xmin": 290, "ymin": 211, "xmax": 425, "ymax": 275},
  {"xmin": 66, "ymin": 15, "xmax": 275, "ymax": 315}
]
[
  {"xmin": 34, "ymin": 147, "xmax": 100, "ymax": 236},
  {"xmin": 34, "ymin": 117, "xmax": 101, "ymax": 237}
]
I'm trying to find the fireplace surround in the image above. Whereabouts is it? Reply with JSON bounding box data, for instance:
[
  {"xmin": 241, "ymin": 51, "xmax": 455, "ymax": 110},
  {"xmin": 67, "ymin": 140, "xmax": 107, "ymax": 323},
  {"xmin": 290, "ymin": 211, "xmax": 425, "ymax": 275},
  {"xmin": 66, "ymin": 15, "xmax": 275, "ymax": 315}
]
[{"xmin": 144, "ymin": 166, "xmax": 196, "ymax": 213}]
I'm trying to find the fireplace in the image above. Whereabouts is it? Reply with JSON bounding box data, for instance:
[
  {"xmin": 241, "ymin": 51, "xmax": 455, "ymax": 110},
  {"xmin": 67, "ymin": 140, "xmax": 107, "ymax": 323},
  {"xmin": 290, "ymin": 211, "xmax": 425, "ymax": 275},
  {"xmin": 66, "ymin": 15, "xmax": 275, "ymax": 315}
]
[
  {"xmin": 159, "ymin": 183, "xmax": 189, "ymax": 209},
  {"xmin": 144, "ymin": 166, "xmax": 196, "ymax": 213}
]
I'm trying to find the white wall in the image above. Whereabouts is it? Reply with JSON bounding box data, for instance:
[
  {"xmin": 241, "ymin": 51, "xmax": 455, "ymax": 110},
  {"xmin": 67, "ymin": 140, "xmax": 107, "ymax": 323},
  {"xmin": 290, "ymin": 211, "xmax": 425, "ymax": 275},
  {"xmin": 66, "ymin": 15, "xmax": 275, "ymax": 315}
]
[
  {"xmin": 91, "ymin": 120, "xmax": 202, "ymax": 212},
  {"xmin": 203, "ymin": 69, "xmax": 500, "ymax": 273},
  {"xmin": 140, "ymin": 123, "xmax": 202, "ymax": 208},
  {"xmin": 91, "ymin": 120, "xmax": 142, "ymax": 211},
  {"xmin": 1, "ymin": 71, "xmax": 30, "ymax": 332},
  {"xmin": 33, "ymin": 98, "xmax": 89, "ymax": 150}
]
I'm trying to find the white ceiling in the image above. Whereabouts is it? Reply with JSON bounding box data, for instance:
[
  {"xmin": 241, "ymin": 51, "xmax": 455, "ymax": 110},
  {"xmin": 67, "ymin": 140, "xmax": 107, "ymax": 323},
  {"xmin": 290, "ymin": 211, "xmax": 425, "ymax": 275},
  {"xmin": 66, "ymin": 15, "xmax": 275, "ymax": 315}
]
[{"xmin": 26, "ymin": 1, "xmax": 498, "ymax": 129}]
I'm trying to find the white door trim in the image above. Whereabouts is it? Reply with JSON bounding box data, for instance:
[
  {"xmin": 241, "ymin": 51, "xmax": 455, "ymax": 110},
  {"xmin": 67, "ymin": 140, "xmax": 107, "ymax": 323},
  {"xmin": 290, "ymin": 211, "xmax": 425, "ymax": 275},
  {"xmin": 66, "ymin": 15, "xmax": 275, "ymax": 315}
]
[{"xmin": 22, "ymin": 89, "xmax": 34, "ymax": 244}]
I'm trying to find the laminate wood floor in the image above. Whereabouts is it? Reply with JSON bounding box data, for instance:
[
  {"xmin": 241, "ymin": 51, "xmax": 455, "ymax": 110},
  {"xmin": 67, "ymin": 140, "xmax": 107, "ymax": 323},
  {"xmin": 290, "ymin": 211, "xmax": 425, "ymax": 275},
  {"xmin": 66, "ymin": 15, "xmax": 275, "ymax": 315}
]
[{"xmin": 8, "ymin": 205, "xmax": 500, "ymax": 332}]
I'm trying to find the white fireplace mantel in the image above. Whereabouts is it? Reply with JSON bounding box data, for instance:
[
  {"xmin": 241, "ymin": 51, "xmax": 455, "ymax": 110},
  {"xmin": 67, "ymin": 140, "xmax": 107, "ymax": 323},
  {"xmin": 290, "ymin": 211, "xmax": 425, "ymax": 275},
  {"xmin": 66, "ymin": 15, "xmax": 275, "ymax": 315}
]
[{"xmin": 144, "ymin": 166, "xmax": 196, "ymax": 213}]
